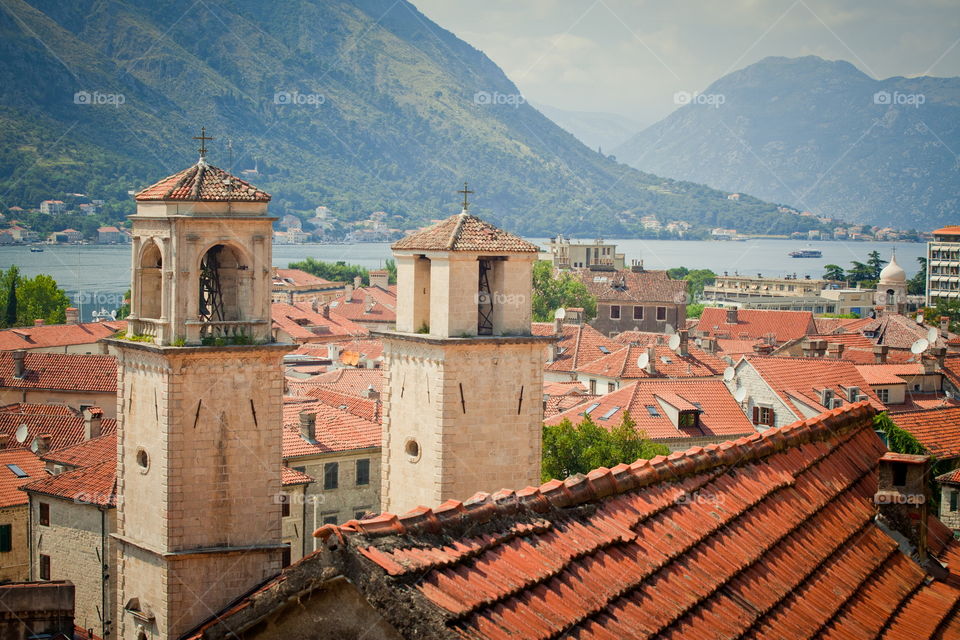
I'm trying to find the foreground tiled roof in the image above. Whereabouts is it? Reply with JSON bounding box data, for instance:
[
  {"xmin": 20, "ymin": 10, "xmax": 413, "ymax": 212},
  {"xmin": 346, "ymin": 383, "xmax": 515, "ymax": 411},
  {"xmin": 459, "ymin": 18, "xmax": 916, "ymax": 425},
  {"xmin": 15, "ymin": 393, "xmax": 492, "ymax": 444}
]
[
  {"xmin": 42, "ymin": 433, "xmax": 116, "ymax": 469},
  {"xmin": 575, "ymin": 343, "xmax": 726, "ymax": 379},
  {"xmin": 578, "ymin": 269, "xmax": 687, "ymax": 304},
  {"xmin": 187, "ymin": 402, "xmax": 960, "ymax": 640},
  {"xmin": 891, "ymin": 406, "xmax": 960, "ymax": 459},
  {"xmin": 861, "ymin": 314, "xmax": 956, "ymax": 350},
  {"xmin": 545, "ymin": 378, "xmax": 755, "ymax": 440},
  {"xmin": 0, "ymin": 403, "xmax": 117, "ymax": 453},
  {"xmin": 0, "ymin": 320, "xmax": 125, "ymax": 351},
  {"xmin": 134, "ymin": 160, "xmax": 271, "ymax": 202},
  {"xmin": 392, "ymin": 212, "xmax": 538, "ymax": 253},
  {"xmin": 855, "ymin": 363, "xmax": 925, "ymax": 385},
  {"xmin": 304, "ymin": 386, "xmax": 380, "ymax": 423},
  {"xmin": 696, "ymin": 308, "xmax": 816, "ymax": 343},
  {"xmin": 281, "ymin": 398, "xmax": 380, "ymax": 458},
  {"xmin": 0, "ymin": 449, "xmax": 46, "ymax": 507},
  {"xmin": 306, "ymin": 368, "xmax": 383, "ymax": 398},
  {"xmin": 745, "ymin": 355, "xmax": 886, "ymax": 416},
  {"xmin": 22, "ymin": 459, "xmax": 116, "ymax": 507},
  {"xmin": 281, "ymin": 466, "xmax": 314, "ymax": 486},
  {"xmin": 0, "ymin": 352, "xmax": 116, "ymax": 392},
  {"xmin": 532, "ymin": 322, "xmax": 619, "ymax": 373}
]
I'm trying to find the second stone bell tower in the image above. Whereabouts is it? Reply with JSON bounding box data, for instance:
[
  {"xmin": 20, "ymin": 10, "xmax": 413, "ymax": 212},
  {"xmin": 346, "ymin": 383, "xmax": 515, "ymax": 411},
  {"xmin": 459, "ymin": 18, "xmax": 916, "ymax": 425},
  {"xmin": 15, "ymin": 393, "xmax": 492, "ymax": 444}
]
[
  {"xmin": 111, "ymin": 140, "xmax": 290, "ymax": 640},
  {"xmin": 379, "ymin": 202, "xmax": 552, "ymax": 514}
]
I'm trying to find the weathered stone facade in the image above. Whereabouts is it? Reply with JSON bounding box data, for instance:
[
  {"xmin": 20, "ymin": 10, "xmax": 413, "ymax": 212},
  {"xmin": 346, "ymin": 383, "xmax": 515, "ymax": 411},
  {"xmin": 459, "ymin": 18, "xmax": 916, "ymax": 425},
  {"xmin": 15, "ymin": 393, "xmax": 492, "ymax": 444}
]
[{"xmin": 0, "ymin": 504, "xmax": 29, "ymax": 582}]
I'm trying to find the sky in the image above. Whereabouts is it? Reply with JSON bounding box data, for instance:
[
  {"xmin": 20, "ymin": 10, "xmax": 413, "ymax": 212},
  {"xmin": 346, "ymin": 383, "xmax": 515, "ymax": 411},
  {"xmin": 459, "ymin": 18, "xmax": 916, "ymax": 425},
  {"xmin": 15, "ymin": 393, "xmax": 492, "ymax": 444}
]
[{"xmin": 412, "ymin": 0, "xmax": 960, "ymax": 125}]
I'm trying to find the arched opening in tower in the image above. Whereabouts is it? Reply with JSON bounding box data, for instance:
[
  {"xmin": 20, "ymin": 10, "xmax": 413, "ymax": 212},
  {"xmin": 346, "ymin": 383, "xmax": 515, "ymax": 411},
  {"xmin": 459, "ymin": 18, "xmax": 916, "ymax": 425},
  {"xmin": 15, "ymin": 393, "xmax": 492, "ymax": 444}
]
[
  {"xmin": 199, "ymin": 244, "xmax": 246, "ymax": 322},
  {"xmin": 138, "ymin": 242, "xmax": 163, "ymax": 319}
]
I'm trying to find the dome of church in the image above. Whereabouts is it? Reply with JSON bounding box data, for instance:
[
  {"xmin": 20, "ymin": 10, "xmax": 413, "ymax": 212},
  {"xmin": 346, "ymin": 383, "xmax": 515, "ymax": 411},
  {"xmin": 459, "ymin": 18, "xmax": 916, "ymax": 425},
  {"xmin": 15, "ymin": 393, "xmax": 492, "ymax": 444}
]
[{"xmin": 878, "ymin": 254, "xmax": 906, "ymax": 283}]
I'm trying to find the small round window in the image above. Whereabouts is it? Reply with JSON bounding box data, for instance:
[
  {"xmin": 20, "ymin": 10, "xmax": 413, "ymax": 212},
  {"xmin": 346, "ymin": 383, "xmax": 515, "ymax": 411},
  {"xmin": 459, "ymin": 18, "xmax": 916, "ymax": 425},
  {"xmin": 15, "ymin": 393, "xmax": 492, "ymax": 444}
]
[
  {"xmin": 404, "ymin": 438, "xmax": 421, "ymax": 463},
  {"xmin": 136, "ymin": 448, "xmax": 149, "ymax": 473}
]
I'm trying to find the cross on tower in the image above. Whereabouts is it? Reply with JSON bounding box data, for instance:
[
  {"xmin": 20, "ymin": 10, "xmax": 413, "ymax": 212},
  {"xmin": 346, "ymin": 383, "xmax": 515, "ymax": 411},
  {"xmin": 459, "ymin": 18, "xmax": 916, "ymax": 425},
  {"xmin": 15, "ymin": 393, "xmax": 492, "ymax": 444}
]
[
  {"xmin": 193, "ymin": 127, "xmax": 214, "ymax": 159},
  {"xmin": 457, "ymin": 182, "xmax": 474, "ymax": 211}
]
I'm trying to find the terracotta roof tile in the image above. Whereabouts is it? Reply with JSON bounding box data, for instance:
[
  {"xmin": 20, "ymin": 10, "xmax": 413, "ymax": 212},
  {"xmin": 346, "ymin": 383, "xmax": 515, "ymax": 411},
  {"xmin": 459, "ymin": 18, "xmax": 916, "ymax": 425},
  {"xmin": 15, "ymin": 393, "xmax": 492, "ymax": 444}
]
[
  {"xmin": 0, "ymin": 449, "xmax": 46, "ymax": 507},
  {"xmin": 855, "ymin": 363, "xmax": 925, "ymax": 385},
  {"xmin": 22, "ymin": 459, "xmax": 116, "ymax": 507},
  {"xmin": 0, "ymin": 320, "xmax": 125, "ymax": 351},
  {"xmin": 328, "ymin": 286, "xmax": 397, "ymax": 324},
  {"xmin": 861, "ymin": 314, "xmax": 956, "ymax": 350},
  {"xmin": 281, "ymin": 398, "xmax": 380, "ymax": 458},
  {"xmin": 576, "ymin": 343, "xmax": 726, "ymax": 379},
  {"xmin": 888, "ymin": 392, "xmax": 960, "ymax": 413},
  {"xmin": 891, "ymin": 406, "xmax": 960, "ymax": 459},
  {"xmin": 0, "ymin": 403, "xmax": 117, "ymax": 453},
  {"xmin": 0, "ymin": 352, "xmax": 115, "ymax": 392},
  {"xmin": 272, "ymin": 268, "xmax": 337, "ymax": 288},
  {"xmin": 271, "ymin": 302, "xmax": 368, "ymax": 343},
  {"xmin": 134, "ymin": 160, "xmax": 270, "ymax": 202},
  {"xmin": 578, "ymin": 269, "xmax": 688, "ymax": 303},
  {"xmin": 545, "ymin": 378, "xmax": 755, "ymax": 440},
  {"xmin": 696, "ymin": 307, "xmax": 816, "ymax": 343},
  {"xmin": 281, "ymin": 466, "xmax": 314, "ymax": 486},
  {"xmin": 932, "ymin": 225, "xmax": 960, "ymax": 235},
  {"xmin": 392, "ymin": 212, "xmax": 538, "ymax": 253},
  {"xmin": 532, "ymin": 322, "xmax": 619, "ymax": 373},
  {"xmin": 42, "ymin": 433, "xmax": 116, "ymax": 469}
]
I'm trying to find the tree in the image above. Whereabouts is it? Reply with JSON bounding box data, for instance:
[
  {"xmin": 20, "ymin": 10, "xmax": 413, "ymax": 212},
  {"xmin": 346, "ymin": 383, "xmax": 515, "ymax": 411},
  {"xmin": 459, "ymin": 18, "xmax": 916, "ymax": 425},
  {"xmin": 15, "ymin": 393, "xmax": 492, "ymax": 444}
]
[
  {"xmin": 532, "ymin": 261, "xmax": 597, "ymax": 322},
  {"xmin": 116, "ymin": 289, "xmax": 131, "ymax": 320},
  {"xmin": 847, "ymin": 261, "xmax": 875, "ymax": 285},
  {"xmin": 16, "ymin": 274, "xmax": 70, "ymax": 326},
  {"xmin": 667, "ymin": 267, "xmax": 713, "ymax": 302},
  {"xmin": 541, "ymin": 413, "xmax": 669, "ymax": 481},
  {"xmin": 823, "ymin": 264, "xmax": 846, "ymax": 282},
  {"xmin": 686, "ymin": 303, "xmax": 705, "ymax": 318},
  {"xmin": 384, "ymin": 258, "xmax": 397, "ymax": 284},
  {"xmin": 866, "ymin": 250, "xmax": 887, "ymax": 280},
  {"xmin": 908, "ymin": 257, "xmax": 927, "ymax": 296},
  {"xmin": 1, "ymin": 266, "xmax": 18, "ymax": 327},
  {"xmin": 922, "ymin": 298, "xmax": 960, "ymax": 333},
  {"xmin": 288, "ymin": 258, "xmax": 369, "ymax": 285}
]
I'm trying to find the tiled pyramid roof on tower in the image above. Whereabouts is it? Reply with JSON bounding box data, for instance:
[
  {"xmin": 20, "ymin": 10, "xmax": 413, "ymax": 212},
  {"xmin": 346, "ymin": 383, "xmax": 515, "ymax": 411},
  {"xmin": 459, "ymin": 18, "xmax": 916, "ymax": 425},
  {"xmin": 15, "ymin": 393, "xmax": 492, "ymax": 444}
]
[
  {"xmin": 134, "ymin": 159, "xmax": 271, "ymax": 202},
  {"xmin": 392, "ymin": 212, "xmax": 538, "ymax": 252}
]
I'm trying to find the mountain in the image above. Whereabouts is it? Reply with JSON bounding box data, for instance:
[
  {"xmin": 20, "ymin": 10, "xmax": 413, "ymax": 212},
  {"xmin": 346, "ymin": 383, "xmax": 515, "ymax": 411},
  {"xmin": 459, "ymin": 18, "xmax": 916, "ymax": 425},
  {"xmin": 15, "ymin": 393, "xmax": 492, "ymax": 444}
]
[
  {"xmin": 613, "ymin": 56, "xmax": 960, "ymax": 230},
  {"xmin": 531, "ymin": 102, "xmax": 644, "ymax": 152},
  {"xmin": 0, "ymin": 0, "xmax": 821, "ymax": 237}
]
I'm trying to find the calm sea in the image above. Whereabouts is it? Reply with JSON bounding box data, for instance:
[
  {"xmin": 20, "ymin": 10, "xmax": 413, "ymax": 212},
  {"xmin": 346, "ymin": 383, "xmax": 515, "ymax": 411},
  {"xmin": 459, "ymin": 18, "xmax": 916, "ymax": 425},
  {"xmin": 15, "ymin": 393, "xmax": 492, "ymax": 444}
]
[{"xmin": 0, "ymin": 238, "xmax": 925, "ymax": 322}]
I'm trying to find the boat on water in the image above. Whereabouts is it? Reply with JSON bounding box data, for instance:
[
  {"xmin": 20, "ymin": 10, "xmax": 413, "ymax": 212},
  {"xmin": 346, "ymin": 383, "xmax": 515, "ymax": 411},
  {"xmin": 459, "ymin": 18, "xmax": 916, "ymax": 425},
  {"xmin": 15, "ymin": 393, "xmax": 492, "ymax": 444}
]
[
  {"xmin": 29, "ymin": 246, "xmax": 44, "ymax": 253},
  {"xmin": 789, "ymin": 249, "xmax": 822, "ymax": 258}
]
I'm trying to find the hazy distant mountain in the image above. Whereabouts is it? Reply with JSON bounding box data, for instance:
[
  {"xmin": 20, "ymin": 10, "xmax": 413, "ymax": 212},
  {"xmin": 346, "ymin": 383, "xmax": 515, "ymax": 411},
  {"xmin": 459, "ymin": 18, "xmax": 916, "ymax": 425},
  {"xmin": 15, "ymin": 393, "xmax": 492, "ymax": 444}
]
[
  {"xmin": 531, "ymin": 102, "xmax": 644, "ymax": 152},
  {"xmin": 0, "ymin": 1, "xmax": 823, "ymax": 236},
  {"xmin": 613, "ymin": 56, "xmax": 960, "ymax": 229}
]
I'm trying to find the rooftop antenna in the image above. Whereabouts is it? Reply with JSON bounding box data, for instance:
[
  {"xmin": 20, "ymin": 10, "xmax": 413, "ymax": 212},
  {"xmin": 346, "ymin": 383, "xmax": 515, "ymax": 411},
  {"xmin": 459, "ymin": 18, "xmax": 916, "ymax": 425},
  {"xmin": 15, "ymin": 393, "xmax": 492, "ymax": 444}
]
[{"xmin": 457, "ymin": 182, "xmax": 474, "ymax": 212}]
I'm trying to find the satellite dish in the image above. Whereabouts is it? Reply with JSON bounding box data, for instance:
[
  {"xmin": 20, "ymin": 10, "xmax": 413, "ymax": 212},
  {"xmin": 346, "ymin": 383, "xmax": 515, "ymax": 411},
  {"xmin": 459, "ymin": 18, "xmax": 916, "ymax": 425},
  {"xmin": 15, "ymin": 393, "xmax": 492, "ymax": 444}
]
[
  {"xmin": 911, "ymin": 338, "xmax": 930, "ymax": 355},
  {"xmin": 946, "ymin": 389, "xmax": 954, "ymax": 399},
  {"xmin": 668, "ymin": 334, "xmax": 681, "ymax": 351},
  {"xmin": 734, "ymin": 386, "xmax": 747, "ymax": 403},
  {"xmin": 927, "ymin": 326, "xmax": 939, "ymax": 344},
  {"xmin": 14, "ymin": 424, "xmax": 28, "ymax": 444},
  {"xmin": 665, "ymin": 324, "xmax": 675, "ymax": 334},
  {"xmin": 29, "ymin": 439, "xmax": 38, "ymax": 453},
  {"xmin": 723, "ymin": 366, "xmax": 736, "ymax": 382},
  {"xmin": 917, "ymin": 314, "xmax": 925, "ymax": 325},
  {"xmin": 695, "ymin": 338, "xmax": 703, "ymax": 347},
  {"xmin": 636, "ymin": 352, "xmax": 650, "ymax": 370},
  {"xmin": 554, "ymin": 308, "xmax": 566, "ymax": 320}
]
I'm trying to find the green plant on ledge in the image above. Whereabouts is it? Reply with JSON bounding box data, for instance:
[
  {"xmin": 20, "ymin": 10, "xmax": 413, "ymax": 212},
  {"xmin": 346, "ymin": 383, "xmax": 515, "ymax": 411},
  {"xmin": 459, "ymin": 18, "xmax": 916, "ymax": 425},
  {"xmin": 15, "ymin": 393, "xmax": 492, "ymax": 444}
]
[
  {"xmin": 415, "ymin": 322, "xmax": 430, "ymax": 334},
  {"xmin": 171, "ymin": 337, "xmax": 187, "ymax": 347},
  {"xmin": 126, "ymin": 334, "xmax": 154, "ymax": 343},
  {"xmin": 200, "ymin": 334, "xmax": 255, "ymax": 347}
]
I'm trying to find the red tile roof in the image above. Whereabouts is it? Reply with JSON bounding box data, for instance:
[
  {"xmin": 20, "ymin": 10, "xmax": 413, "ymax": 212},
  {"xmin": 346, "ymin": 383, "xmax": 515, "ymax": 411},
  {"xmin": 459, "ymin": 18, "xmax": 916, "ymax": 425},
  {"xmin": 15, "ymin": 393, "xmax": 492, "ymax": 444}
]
[
  {"xmin": 813, "ymin": 316, "xmax": 875, "ymax": 334},
  {"xmin": 888, "ymin": 392, "xmax": 960, "ymax": 413},
  {"xmin": 891, "ymin": 406, "xmax": 960, "ymax": 459},
  {"xmin": 544, "ymin": 393, "xmax": 597, "ymax": 418},
  {"xmin": 334, "ymin": 339, "xmax": 384, "ymax": 366},
  {"xmin": 861, "ymin": 313, "xmax": 956, "ymax": 350},
  {"xmin": 937, "ymin": 468, "xmax": 960, "ymax": 485},
  {"xmin": 271, "ymin": 302, "xmax": 368, "ymax": 343},
  {"xmin": 272, "ymin": 268, "xmax": 337, "ymax": 288},
  {"xmin": 0, "ymin": 403, "xmax": 117, "ymax": 453},
  {"xmin": 576, "ymin": 343, "xmax": 726, "ymax": 379},
  {"xmin": 281, "ymin": 398, "xmax": 380, "ymax": 458},
  {"xmin": 327, "ymin": 286, "xmax": 397, "ymax": 324},
  {"xmin": 578, "ymin": 269, "xmax": 687, "ymax": 303},
  {"xmin": 932, "ymin": 225, "xmax": 960, "ymax": 235},
  {"xmin": 696, "ymin": 307, "xmax": 816, "ymax": 342},
  {"xmin": 281, "ymin": 466, "xmax": 314, "ymax": 486},
  {"xmin": 532, "ymin": 322, "xmax": 619, "ymax": 373},
  {"xmin": 545, "ymin": 378, "xmax": 755, "ymax": 440},
  {"xmin": 22, "ymin": 459, "xmax": 116, "ymax": 507},
  {"xmin": 0, "ymin": 320, "xmax": 124, "ymax": 351},
  {"xmin": 543, "ymin": 381, "xmax": 587, "ymax": 397},
  {"xmin": 392, "ymin": 212, "xmax": 538, "ymax": 253},
  {"xmin": 855, "ymin": 363, "xmax": 925, "ymax": 385},
  {"xmin": 134, "ymin": 160, "xmax": 270, "ymax": 202},
  {"xmin": 0, "ymin": 352, "xmax": 116, "ymax": 392},
  {"xmin": 0, "ymin": 449, "xmax": 46, "ymax": 507},
  {"xmin": 744, "ymin": 355, "xmax": 886, "ymax": 416},
  {"xmin": 42, "ymin": 433, "xmax": 116, "ymax": 469},
  {"xmin": 943, "ymin": 355, "xmax": 960, "ymax": 390},
  {"xmin": 305, "ymin": 368, "xmax": 382, "ymax": 398},
  {"xmin": 303, "ymin": 386, "xmax": 380, "ymax": 423}
]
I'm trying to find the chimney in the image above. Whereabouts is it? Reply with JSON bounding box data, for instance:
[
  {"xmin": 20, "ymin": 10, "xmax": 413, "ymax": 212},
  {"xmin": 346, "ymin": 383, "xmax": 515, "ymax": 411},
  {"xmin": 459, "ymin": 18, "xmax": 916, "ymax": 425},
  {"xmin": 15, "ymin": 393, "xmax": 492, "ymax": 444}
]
[
  {"xmin": 752, "ymin": 342, "xmax": 773, "ymax": 355},
  {"xmin": 11, "ymin": 351, "xmax": 25, "ymax": 378},
  {"xmin": 701, "ymin": 336, "xmax": 714, "ymax": 353},
  {"xmin": 286, "ymin": 290, "xmax": 294, "ymax": 305},
  {"xmin": 801, "ymin": 339, "xmax": 815, "ymax": 358},
  {"xmin": 65, "ymin": 307, "xmax": 79, "ymax": 324},
  {"xmin": 35, "ymin": 434, "xmax": 52, "ymax": 455},
  {"xmin": 0, "ymin": 435, "xmax": 8, "ymax": 450},
  {"xmin": 299, "ymin": 411, "xmax": 316, "ymax": 442},
  {"xmin": 874, "ymin": 452, "xmax": 931, "ymax": 564},
  {"xmin": 344, "ymin": 283, "xmax": 354, "ymax": 300},
  {"xmin": 34, "ymin": 319, "xmax": 44, "ymax": 326},
  {"xmin": 873, "ymin": 345, "xmax": 889, "ymax": 364},
  {"xmin": 726, "ymin": 308, "xmax": 738, "ymax": 324},
  {"xmin": 930, "ymin": 346, "xmax": 947, "ymax": 369},
  {"xmin": 678, "ymin": 330, "xmax": 689, "ymax": 356},
  {"xmin": 327, "ymin": 343, "xmax": 341, "ymax": 361},
  {"xmin": 311, "ymin": 298, "xmax": 320, "ymax": 313},
  {"xmin": 353, "ymin": 275, "xmax": 362, "ymax": 289},
  {"xmin": 82, "ymin": 407, "xmax": 102, "ymax": 440},
  {"xmin": 366, "ymin": 385, "xmax": 380, "ymax": 401},
  {"xmin": 554, "ymin": 315, "xmax": 563, "ymax": 334},
  {"xmin": 369, "ymin": 270, "xmax": 389, "ymax": 289},
  {"xmin": 322, "ymin": 304, "xmax": 330, "ymax": 319},
  {"xmin": 941, "ymin": 316, "xmax": 950, "ymax": 337},
  {"xmin": 645, "ymin": 345, "xmax": 657, "ymax": 375},
  {"xmin": 826, "ymin": 342, "xmax": 844, "ymax": 360}
]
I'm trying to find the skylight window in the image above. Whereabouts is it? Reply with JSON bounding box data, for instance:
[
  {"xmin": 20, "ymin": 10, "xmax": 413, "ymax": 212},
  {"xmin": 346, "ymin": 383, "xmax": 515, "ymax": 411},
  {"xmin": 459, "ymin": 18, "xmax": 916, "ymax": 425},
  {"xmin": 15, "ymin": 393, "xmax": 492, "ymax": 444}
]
[
  {"xmin": 598, "ymin": 346, "xmax": 610, "ymax": 354},
  {"xmin": 584, "ymin": 403, "xmax": 601, "ymax": 415},
  {"xmin": 6, "ymin": 464, "xmax": 28, "ymax": 478},
  {"xmin": 599, "ymin": 406, "xmax": 621, "ymax": 420},
  {"xmin": 645, "ymin": 405, "xmax": 661, "ymax": 417}
]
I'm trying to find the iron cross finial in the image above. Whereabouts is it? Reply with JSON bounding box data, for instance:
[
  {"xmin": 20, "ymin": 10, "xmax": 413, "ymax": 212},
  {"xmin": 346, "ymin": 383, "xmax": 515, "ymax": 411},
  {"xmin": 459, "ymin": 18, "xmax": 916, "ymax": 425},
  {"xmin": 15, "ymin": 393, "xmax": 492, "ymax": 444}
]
[
  {"xmin": 457, "ymin": 182, "xmax": 474, "ymax": 211},
  {"xmin": 193, "ymin": 127, "xmax": 214, "ymax": 159}
]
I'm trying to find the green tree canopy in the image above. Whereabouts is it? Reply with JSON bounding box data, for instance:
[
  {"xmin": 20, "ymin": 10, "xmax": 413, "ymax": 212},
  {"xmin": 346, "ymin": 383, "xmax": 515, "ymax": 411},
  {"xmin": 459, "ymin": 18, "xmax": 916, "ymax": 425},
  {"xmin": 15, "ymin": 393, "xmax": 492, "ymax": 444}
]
[
  {"xmin": 923, "ymin": 298, "xmax": 960, "ymax": 333},
  {"xmin": 0, "ymin": 267, "xmax": 70, "ymax": 328},
  {"xmin": 866, "ymin": 250, "xmax": 887, "ymax": 280},
  {"xmin": 823, "ymin": 264, "xmax": 846, "ymax": 281},
  {"xmin": 541, "ymin": 412, "xmax": 669, "ymax": 481},
  {"xmin": 532, "ymin": 261, "xmax": 597, "ymax": 322},
  {"xmin": 667, "ymin": 267, "xmax": 715, "ymax": 303},
  {"xmin": 287, "ymin": 258, "xmax": 396, "ymax": 286},
  {"xmin": 908, "ymin": 257, "xmax": 927, "ymax": 296}
]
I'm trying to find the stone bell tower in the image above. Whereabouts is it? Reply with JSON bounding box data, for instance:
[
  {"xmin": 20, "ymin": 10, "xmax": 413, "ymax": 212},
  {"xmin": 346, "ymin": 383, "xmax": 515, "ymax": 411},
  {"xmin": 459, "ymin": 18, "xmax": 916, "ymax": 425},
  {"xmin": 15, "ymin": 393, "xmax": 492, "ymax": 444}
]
[
  {"xmin": 110, "ymin": 140, "xmax": 289, "ymax": 640},
  {"xmin": 379, "ymin": 200, "xmax": 552, "ymax": 514}
]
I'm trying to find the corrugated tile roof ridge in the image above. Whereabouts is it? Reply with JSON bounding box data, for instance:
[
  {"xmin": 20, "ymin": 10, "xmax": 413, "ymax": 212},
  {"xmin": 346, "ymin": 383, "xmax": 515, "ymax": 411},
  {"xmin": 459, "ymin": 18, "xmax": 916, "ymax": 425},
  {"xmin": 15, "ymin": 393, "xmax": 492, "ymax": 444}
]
[
  {"xmin": 447, "ymin": 211, "xmax": 468, "ymax": 250},
  {"xmin": 315, "ymin": 401, "xmax": 877, "ymax": 542}
]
